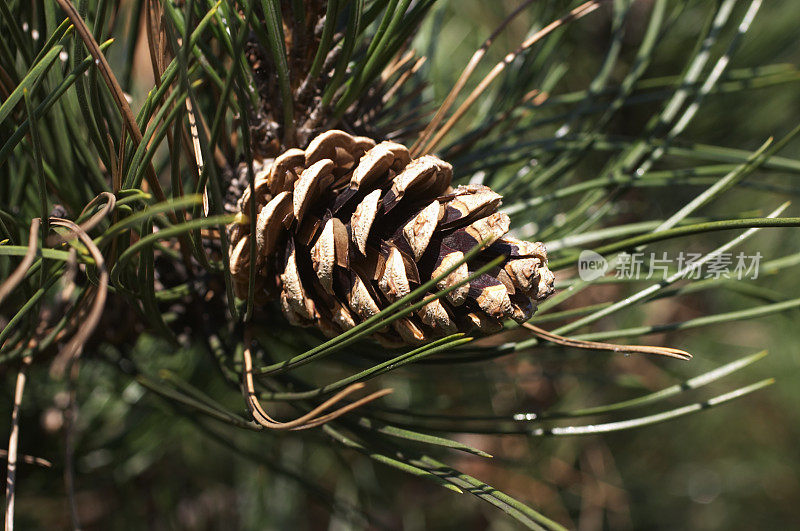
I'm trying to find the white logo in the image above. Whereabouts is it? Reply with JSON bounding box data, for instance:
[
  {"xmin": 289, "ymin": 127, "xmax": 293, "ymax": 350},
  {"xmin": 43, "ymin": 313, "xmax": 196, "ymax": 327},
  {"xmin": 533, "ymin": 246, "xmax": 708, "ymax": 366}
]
[{"xmin": 578, "ymin": 250, "xmax": 608, "ymax": 281}]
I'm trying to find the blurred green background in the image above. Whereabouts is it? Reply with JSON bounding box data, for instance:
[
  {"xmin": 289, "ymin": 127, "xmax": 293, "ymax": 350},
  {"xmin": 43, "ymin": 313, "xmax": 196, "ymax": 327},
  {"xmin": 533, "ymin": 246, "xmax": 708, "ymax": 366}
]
[{"xmin": 3, "ymin": 0, "xmax": 800, "ymax": 529}]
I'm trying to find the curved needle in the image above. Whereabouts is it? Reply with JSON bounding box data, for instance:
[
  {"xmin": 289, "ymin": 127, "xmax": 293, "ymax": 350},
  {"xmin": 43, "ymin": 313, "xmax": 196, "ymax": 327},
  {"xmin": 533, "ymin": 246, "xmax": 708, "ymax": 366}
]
[
  {"xmin": 46, "ymin": 192, "xmax": 117, "ymax": 245},
  {"xmin": 0, "ymin": 218, "xmax": 40, "ymax": 305},
  {"xmin": 242, "ymin": 329, "xmax": 393, "ymax": 430},
  {"xmin": 523, "ymin": 322, "xmax": 692, "ymax": 361},
  {"xmin": 48, "ymin": 218, "xmax": 109, "ymax": 377}
]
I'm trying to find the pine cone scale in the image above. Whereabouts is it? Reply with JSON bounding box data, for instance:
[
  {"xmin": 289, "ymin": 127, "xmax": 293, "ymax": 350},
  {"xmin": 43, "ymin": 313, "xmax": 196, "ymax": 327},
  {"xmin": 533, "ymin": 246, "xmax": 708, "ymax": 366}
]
[{"xmin": 351, "ymin": 188, "xmax": 382, "ymax": 255}]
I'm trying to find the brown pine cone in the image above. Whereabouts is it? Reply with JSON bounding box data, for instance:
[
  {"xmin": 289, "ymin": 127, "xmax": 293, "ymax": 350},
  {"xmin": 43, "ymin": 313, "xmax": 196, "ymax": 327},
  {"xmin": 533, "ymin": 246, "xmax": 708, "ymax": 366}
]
[{"xmin": 228, "ymin": 130, "xmax": 555, "ymax": 346}]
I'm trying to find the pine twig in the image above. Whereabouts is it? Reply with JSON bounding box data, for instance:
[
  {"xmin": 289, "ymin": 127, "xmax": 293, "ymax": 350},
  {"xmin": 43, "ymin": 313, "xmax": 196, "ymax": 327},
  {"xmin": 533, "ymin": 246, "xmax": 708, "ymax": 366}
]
[{"xmin": 4, "ymin": 356, "xmax": 31, "ymax": 531}]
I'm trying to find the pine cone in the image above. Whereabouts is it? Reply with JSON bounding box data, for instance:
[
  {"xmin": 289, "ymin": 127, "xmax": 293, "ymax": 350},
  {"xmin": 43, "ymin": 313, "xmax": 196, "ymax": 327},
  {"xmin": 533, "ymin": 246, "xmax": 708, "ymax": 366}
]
[{"xmin": 228, "ymin": 130, "xmax": 555, "ymax": 346}]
